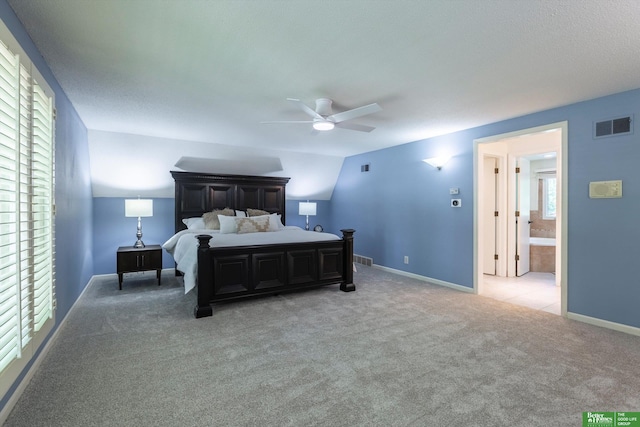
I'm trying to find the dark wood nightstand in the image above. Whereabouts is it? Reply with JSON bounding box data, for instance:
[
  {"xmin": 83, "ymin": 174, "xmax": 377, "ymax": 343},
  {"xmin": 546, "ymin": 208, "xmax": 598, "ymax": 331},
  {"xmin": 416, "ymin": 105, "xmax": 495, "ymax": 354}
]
[{"xmin": 116, "ymin": 245, "xmax": 162, "ymax": 290}]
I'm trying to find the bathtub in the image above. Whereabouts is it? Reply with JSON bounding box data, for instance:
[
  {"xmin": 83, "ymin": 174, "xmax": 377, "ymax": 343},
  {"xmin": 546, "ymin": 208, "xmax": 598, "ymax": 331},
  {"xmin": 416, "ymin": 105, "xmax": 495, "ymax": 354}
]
[
  {"xmin": 530, "ymin": 237, "xmax": 556, "ymax": 272},
  {"xmin": 529, "ymin": 237, "xmax": 556, "ymax": 246}
]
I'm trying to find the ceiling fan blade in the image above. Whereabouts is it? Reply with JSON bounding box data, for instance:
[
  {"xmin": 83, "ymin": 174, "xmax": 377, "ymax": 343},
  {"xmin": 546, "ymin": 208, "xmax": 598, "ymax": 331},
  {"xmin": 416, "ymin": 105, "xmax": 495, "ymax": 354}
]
[
  {"xmin": 328, "ymin": 102, "xmax": 382, "ymax": 123},
  {"xmin": 260, "ymin": 120, "xmax": 314, "ymax": 124},
  {"xmin": 286, "ymin": 98, "xmax": 323, "ymax": 119},
  {"xmin": 335, "ymin": 122, "xmax": 376, "ymax": 133}
]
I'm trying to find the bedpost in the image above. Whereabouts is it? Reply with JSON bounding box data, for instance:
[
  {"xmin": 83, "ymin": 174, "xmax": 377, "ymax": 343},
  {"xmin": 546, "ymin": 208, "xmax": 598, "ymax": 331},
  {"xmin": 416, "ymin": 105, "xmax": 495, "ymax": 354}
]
[
  {"xmin": 194, "ymin": 235, "xmax": 214, "ymax": 318},
  {"xmin": 340, "ymin": 229, "xmax": 356, "ymax": 292}
]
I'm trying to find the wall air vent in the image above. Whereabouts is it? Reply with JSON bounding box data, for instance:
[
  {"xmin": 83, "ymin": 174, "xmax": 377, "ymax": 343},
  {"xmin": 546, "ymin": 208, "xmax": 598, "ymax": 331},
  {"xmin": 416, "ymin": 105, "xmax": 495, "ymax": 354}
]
[
  {"xmin": 361, "ymin": 164, "xmax": 370, "ymax": 172},
  {"xmin": 594, "ymin": 116, "xmax": 632, "ymax": 138},
  {"xmin": 354, "ymin": 254, "xmax": 373, "ymax": 266}
]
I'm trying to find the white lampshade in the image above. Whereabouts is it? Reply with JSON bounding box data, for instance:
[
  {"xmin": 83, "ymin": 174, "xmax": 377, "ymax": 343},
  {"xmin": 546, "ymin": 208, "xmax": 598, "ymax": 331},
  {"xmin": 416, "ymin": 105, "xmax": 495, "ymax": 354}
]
[
  {"xmin": 125, "ymin": 199, "xmax": 153, "ymax": 217},
  {"xmin": 298, "ymin": 202, "xmax": 317, "ymax": 216}
]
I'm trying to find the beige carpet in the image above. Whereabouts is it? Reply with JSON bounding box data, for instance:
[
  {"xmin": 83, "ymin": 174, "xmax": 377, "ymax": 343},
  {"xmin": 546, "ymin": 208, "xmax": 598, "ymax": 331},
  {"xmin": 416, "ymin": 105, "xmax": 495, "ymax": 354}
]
[{"xmin": 4, "ymin": 266, "xmax": 640, "ymax": 426}]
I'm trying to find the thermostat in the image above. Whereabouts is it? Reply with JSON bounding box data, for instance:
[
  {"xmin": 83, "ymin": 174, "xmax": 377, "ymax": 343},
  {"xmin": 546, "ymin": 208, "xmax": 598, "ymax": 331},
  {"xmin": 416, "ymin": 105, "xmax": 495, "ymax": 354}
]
[{"xmin": 451, "ymin": 199, "xmax": 461, "ymax": 207}]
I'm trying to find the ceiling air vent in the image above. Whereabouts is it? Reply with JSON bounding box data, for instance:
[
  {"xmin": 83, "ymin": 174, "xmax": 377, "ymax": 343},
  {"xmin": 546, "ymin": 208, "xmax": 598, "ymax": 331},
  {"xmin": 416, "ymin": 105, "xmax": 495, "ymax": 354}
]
[{"xmin": 594, "ymin": 116, "xmax": 632, "ymax": 138}]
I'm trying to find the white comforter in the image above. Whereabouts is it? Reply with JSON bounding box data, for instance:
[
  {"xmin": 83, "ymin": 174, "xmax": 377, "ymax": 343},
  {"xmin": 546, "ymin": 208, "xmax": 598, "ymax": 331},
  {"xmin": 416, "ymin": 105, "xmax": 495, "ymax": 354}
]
[{"xmin": 162, "ymin": 226, "xmax": 342, "ymax": 294}]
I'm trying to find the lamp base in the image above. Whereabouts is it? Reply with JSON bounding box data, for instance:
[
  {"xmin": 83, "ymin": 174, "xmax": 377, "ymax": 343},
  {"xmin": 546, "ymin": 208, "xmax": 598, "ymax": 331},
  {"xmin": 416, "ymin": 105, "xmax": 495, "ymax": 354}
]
[{"xmin": 134, "ymin": 219, "xmax": 145, "ymax": 248}]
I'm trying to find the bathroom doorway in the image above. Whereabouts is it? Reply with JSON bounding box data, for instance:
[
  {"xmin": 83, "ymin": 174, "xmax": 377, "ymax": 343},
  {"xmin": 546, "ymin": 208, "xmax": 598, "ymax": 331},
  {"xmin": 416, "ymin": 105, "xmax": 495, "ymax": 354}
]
[{"xmin": 474, "ymin": 122, "xmax": 567, "ymax": 316}]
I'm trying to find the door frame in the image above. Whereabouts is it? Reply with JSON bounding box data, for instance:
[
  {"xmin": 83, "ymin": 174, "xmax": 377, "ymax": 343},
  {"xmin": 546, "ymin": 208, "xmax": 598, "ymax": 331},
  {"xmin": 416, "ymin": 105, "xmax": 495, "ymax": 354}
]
[{"xmin": 473, "ymin": 121, "xmax": 568, "ymax": 317}]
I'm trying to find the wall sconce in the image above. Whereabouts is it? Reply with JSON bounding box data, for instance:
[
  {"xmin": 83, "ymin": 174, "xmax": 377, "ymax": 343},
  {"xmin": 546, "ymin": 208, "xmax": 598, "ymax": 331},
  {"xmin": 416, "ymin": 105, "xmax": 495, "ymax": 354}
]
[
  {"xmin": 298, "ymin": 201, "xmax": 317, "ymax": 231},
  {"xmin": 422, "ymin": 156, "xmax": 451, "ymax": 170},
  {"xmin": 125, "ymin": 198, "xmax": 153, "ymax": 248}
]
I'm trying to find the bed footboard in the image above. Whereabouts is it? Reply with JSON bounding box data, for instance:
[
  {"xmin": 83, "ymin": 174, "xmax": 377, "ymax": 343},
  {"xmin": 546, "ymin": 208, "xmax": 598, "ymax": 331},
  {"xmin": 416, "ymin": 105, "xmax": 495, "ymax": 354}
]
[{"xmin": 194, "ymin": 229, "xmax": 355, "ymax": 318}]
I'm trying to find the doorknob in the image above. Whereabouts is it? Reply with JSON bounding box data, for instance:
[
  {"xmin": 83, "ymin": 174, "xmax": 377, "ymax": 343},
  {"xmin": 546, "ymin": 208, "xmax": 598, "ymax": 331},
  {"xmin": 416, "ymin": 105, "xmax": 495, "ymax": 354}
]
[{"xmin": 528, "ymin": 220, "xmax": 532, "ymax": 224}]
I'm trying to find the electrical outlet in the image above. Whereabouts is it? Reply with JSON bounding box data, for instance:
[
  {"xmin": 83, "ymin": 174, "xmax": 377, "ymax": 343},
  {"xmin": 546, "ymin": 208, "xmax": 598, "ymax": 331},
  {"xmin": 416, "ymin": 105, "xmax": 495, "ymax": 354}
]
[{"xmin": 404, "ymin": 256, "xmax": 409, "ymax": 264}]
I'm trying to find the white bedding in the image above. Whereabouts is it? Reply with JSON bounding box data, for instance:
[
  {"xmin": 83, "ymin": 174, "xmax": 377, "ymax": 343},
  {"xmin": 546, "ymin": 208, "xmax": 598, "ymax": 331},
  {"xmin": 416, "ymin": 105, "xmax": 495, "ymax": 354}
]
[{"xmin": 162, "ymin": 226, "xmax": 342, "ymax": 294}]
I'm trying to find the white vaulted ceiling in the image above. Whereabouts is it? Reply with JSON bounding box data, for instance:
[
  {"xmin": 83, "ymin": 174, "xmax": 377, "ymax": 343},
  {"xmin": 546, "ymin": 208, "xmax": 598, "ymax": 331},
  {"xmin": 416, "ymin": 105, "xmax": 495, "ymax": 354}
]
[{"xmin": 6, "ymin": 0, "xmax": 640, "ymax": 197}]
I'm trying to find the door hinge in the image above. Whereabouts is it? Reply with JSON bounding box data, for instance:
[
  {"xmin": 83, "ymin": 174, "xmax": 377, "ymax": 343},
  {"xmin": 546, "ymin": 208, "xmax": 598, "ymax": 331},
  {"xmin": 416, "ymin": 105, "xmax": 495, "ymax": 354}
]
[
  {"xmin": 515, "ymin": 254, "xmax": 520, "ymax": 261},
  {"xmin": 494, "ymin": 211, "xmax": 499, "ymax": 217},
  {"xmin": 494, "ymin": 167, "xmax": 499, "ymax": 174},
  {"xmin": 515, "ymin": 167, "xmax": 520, "ymax": 173},
  {"xmin": 494, "ymin": 254, "xmax": 499, "ymax": 260},
  {"xmin": 515, "ymin": 210, "xmax": 520, "ymax": 217}
]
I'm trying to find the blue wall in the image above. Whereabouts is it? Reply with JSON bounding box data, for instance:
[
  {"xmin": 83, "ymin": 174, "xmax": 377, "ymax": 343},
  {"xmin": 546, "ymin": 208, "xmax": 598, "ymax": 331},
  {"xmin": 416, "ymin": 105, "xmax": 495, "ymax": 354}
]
[
  {"xmin": 0, "ymin": 0, "xmax": 93, "ymax": 411},
  {"xmin": 93, "ymin": 198, "xmax": 176, "ymax": 274},
  {"xmin": 331, "ymin": 133, "xmax": 474, "ymax": 287},
  {"xmin": 331, "ymin": 88, "xmax": 640, "ymax": 329}
]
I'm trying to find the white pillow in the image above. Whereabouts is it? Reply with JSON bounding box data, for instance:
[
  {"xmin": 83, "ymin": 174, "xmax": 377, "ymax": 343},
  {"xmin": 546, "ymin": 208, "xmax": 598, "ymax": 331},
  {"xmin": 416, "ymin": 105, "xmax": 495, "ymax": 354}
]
[
  {"xmin": 218, "ymin": 214, "xmax": 238, "ymax": 234},
  {"xmin": 235, "ymin": 210, "xmax": 247, "ymax": 217},
  {"xmin": 274, "ymin": 213, "xmax": 285, "ymax": 229},
  {"xmin": 182, "ymin": 217, "xmax": 205, "ymax": 230}
]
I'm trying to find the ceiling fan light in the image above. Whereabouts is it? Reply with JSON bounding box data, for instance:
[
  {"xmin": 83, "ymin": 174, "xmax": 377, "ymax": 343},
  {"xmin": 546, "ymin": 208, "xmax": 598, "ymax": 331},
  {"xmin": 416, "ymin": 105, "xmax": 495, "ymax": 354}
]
[{"xmin": 313, "ymin": 121, "xmax": 335, "ymax": 131}]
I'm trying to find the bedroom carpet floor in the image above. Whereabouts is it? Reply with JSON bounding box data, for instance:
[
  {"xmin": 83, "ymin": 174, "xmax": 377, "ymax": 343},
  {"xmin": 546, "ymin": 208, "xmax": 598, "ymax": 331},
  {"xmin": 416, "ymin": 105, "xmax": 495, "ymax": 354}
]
[{"xmin": 4, "ymin": 266, "xmax": 640, "ymax": 426}]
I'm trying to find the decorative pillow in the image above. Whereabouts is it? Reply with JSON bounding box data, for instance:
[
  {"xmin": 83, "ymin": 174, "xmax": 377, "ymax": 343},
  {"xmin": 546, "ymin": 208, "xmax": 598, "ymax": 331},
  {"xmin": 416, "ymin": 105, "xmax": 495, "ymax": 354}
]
[
  {"xmin": 182, "ymin": 217, "xmax": 205, "ymax": 230},
  {"xmin": 218, "ymin": 214, "xmax": 238, "ymax": 234},
  {"xmin": 247, "ymin": 208, "xmax": 270, "ymax": 217},
  {"xmin": 235, "ymin": 210, "xmax": 247, "ymax": 218},
  {"xmin": 236, "ymin": 216, "xmax": 271, "ymax": 234},
  {"xmin": 202, "ymin": 208, "xmax": 235, "ymax": 230},
  {"xmin": 248, "ymin": 213, "xmax": 282, "ymax": 231}
]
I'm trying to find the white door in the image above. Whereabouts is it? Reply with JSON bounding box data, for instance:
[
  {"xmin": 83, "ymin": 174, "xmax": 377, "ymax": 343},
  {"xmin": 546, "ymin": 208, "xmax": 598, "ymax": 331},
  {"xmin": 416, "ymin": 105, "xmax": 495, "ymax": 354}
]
[
  {"xmin": 516, "ymin": 157, "xmax": 530, "ymax": 276},
  {"xmin": 483, "ymin": 156, "xmax": 497, "ymax": 275}
]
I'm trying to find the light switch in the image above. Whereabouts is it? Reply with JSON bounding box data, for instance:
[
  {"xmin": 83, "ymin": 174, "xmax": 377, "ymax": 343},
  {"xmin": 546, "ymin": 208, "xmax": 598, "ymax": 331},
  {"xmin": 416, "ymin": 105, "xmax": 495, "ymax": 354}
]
[{"xmin": 449, "ymin": 188, "xmax": 459, "ymax": 195}]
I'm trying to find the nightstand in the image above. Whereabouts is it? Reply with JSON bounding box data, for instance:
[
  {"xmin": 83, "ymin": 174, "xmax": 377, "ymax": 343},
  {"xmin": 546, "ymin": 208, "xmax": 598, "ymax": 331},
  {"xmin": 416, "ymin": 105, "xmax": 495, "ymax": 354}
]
[{"xmin": 116, "ymin": 245, "xmax": 162, "ymax": 290}]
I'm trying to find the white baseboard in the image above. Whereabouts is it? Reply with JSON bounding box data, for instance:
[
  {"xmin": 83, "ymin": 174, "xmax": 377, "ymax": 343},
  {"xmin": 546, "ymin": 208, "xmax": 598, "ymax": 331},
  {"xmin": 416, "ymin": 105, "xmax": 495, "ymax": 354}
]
[
  {"xmin": 567, "ymin": 312, "xmax": 640, "ymax": 337},
  {"xmin": 372, "ymin": 264, "xmax": 474, "ymax": 293},
  {"xmin": 0, "ymin": 274, "xmax": 97, "ymax": 424}
]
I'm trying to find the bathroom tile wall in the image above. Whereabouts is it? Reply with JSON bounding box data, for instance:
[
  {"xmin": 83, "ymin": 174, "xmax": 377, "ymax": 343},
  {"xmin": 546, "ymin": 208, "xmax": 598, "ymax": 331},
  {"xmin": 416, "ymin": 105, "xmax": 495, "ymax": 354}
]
[{"xmin": 530, "ymin": 179, "xmax": 556, "ymax": 238}]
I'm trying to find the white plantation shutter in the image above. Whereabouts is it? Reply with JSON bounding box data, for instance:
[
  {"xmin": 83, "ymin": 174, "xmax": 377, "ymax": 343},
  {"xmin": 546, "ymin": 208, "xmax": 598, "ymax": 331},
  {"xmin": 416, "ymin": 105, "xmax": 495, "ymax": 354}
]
[
  {"xmin": 18, "ymin": 63, "xmax": 31, "ymax": 348},
  {"xmin": 0, "ymin": 32, "xmax": 55, "ymax": 398},
  {"xmin": 0, "ymin": 40, "xmax": 20, "ymax": 374},
  {"xmin": 30, "ymin": 82, "xmax": 54, "ymax": 332}
]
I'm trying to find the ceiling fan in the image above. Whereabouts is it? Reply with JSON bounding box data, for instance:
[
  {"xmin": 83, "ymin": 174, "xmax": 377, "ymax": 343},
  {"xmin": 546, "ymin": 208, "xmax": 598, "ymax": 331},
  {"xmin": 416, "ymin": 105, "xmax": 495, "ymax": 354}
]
[{"xmin": 261, "ymin": 98, "xmax": 382, "ymax": 132}]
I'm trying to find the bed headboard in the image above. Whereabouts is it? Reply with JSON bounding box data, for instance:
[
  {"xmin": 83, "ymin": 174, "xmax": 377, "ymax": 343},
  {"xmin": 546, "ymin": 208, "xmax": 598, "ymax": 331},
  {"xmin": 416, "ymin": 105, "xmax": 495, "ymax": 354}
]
[{"xmin": 171, "ymin": 171, "xmax": 290, "ymax": 233}]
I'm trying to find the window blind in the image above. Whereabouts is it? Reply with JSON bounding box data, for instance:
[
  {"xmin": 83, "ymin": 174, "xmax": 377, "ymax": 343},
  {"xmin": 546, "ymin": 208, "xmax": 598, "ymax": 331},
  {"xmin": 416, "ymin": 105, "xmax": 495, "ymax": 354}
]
[{"xmin": 0, "ymin": 34, "xmax": 55, "ymax": 399}]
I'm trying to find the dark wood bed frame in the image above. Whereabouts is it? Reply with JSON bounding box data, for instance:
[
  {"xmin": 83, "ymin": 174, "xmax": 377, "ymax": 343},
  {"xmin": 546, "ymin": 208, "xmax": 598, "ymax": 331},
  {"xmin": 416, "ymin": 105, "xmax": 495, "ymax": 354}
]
[{"xmin": 171, "ymin": 171, "xmax": 355, "ymax": 318}]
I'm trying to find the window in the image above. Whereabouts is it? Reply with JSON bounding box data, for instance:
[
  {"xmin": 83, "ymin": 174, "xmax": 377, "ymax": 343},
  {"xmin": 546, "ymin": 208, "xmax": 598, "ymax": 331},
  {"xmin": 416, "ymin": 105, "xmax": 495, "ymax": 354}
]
[
  {"xmin": 0, "ymin": 24, "xmax": 55, "ymax": 399},
  {"xmin": 542, "ymin": 175, "xmax": 556, "ymax": 220}
]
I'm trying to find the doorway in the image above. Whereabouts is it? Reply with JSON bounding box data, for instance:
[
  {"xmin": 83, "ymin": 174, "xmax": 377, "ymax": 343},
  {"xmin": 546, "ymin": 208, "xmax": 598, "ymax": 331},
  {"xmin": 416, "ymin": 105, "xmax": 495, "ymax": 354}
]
[{"xmin": 474, "ymin": 122, "xmax": 567, "ymax": 316}]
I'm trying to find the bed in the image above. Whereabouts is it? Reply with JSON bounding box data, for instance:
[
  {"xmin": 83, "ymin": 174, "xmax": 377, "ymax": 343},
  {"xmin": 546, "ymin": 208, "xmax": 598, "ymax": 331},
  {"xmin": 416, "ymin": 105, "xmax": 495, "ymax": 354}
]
[{"xmin": 165, "ymin": 171, "xmax": 355, "ymax": 318}]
